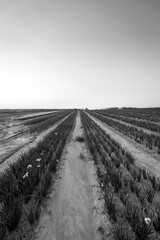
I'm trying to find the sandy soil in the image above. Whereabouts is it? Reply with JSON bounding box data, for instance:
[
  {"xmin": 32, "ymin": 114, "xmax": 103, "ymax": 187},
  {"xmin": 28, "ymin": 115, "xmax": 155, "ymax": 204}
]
[
  {"xmin": 87, "ymin": 113, "xmax": 160, "ymax": 178},
  {"xmin": 0, "ymin": 115, "xmax": 69, "ymax": 174},
  {"xmin": 34, "ymin": 112, "xmax": 112, "ymax": 240},
  {"xmin": 0, "ymin": 113, "xmax": 28, "ymax": 140}
]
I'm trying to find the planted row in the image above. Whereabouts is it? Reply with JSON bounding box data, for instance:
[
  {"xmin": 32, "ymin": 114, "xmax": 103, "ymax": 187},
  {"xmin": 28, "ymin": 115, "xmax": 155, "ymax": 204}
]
[
  {"xmin": 96, "ymin": 108, "xmax": 160, "ymax": 123},
  {"xmin": 94, "ymin": 110, "xmax": 160, "ymax": 133},
  {"xmin": 16, "ymin": 110, "xmax": 58, "ymax": 120},
  {"xmin": 81, "ymin": 111, "xmax": 160, "ymax": 240},
  {"xmin": 25, "ymin": 110, "xmax": 72, "ymax": 133},
  {"xmin": 0, "ymin": 110, "xmax": 76, "ymax": 240},
  {"xmin": 89, "ymin": 111, "xmax": 160, "ymax": 153}
]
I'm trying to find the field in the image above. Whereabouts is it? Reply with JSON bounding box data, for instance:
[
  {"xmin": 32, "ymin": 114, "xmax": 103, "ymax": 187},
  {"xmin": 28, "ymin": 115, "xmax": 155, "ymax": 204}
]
[
  {"xmin": 0, "ymin": 109, "xmax": 71, "ymax": 171},
  {"xmin": 1, "ymin": 108, "xmax": 160, "ymax": 240}
]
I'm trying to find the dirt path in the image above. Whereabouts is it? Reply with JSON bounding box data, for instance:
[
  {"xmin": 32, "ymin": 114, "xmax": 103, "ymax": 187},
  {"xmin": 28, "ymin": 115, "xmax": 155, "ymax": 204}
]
[
  {"xmin": 34, "ymin": 112, "xmax": 111, "ymax": 240},
  {"xmin": 0, "ymin": 115, "xmax": 69, "ymax": 174},
  {"xmin": 87, "ymin": 113, "xmax": 160, "ymax": 178}
]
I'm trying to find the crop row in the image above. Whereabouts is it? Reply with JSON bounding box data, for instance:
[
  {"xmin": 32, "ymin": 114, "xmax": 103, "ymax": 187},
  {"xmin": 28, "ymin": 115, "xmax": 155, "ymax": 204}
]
[
  {"xmin": 94, "ymin": 110, "xmax": 160, "ymax": 133},
  {"xmin": 81, "ymin": 111, "xmax": 160, "ymax": 240},
  {"xmin": 98, "ymin": 108, "xmax": 160, "ymax": 123},
  {"xmin": 15, "ymin": 111, "xmax": 58, "ymax": 120},
  {"xmin": 22, "ymin": 111, "xmax": 61, "ymax": 125},
  {"xmin": 24, "ymin": 110, "xmax": 72, "ymax": 133},
  {"xmin": 0, "ymin": 110, "xmax": 76, "ymax": 240},
  {"xmin": 88, "ymin": 111, "xmax": 160, "ymax": 154}
]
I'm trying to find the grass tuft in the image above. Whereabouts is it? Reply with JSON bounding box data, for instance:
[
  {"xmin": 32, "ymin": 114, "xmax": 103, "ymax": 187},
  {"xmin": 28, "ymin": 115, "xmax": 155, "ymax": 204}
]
[{"xmin": 75, "ymin": 136, "xmax": 85, "ymax": 142}]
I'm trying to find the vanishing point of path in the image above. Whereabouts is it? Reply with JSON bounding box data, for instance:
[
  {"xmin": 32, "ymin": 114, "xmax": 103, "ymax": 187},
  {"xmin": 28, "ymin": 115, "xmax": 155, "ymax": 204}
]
[{"xmin": 34, "ymin": 112, "xmax": 111, "ymax": 240}]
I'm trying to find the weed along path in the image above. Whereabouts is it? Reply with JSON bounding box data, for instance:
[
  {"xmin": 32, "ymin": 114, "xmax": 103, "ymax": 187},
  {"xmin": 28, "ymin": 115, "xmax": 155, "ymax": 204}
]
[
  {"xmin": 34, "ymin": 111, "xmax": 111, "ymax": 240},
  {"xmin": 87, "ymin": 113, "xmax": 160, "ymax": 178}
]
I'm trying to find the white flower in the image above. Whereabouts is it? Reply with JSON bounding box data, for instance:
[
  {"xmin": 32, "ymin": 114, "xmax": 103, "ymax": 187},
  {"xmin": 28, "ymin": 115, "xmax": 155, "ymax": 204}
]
[
  {"xmin": 144, "ymin": 217, "xmax": 151, "ymax": 225},
  {"xmin": 37, "ymin": 165, "xmax": 40, "ymax": 168},
  {"xmin": 27, "ymin": 164, "xmax": 32, "ymax": 169},
  {"xmin": 55, "ymin": 132, "xmax": 58, "ymax": 135},
  {"xmin": 23, "ymin": 172, "xmax": 29, "ymax": 179},
  {"xmin": 36, "ymin": 158, "xmax": 41, "ymax": 162},
  {"xmin": 101, "ymin": 183, "xmax": 104, "ymax": 187},
  {"xmin": 56, "ymin": 159, "xmax": 59, "ymax": 162}
]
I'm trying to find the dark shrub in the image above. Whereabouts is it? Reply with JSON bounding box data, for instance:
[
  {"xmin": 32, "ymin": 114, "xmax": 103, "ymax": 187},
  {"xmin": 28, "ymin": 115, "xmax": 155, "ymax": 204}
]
[
  {"xmin": 75, "ymin": 136, "xmax": 85, "ymax": 142},
  {"xmin": 6, "ymin": 195, "xmax": 23, "ymax": 232}
]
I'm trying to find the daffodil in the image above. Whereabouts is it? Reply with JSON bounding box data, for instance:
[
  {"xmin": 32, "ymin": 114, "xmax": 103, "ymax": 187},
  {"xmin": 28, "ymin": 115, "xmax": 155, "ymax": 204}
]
[
  {"xmin": 144, "ymin": 217, "xmax": 151, "ymax": 225},
  {"xmin": 36, "ymin": 158, "xmax": 41, "ymax": 162},
  {"xmin": 23, "ymin": 172, "xmax": 29, "ymax": 179},
  {"xmin": 27, "ymin": 164, "xmax": 32, "ymax": 169}
]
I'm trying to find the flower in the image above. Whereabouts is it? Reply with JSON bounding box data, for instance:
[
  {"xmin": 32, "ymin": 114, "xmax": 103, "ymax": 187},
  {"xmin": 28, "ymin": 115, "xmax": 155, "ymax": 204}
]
[
  {"xmin": 55, "ymin": 132, "xmax": 58, "ymax": 135},
  {"xmin": 144, "ymin": 217, "xmax": 151, "ymax": 225},
  {"xmin": 37, "ymin": 165, "xmax": 40, "ymax": 168},
  {"xmin": 36, "ymin": 158, "xmax": 41, "ymax": 162},
  {"xmin": 27, "ymin": 164, "xmax": 32, "ymax": 169},
  {"xmin": 56, "ymin": 159, "xmax": 59, "ymax": 162},
  {"xmin": 23, "ymin": 172, "xmax": 29, "ymax": 179}
]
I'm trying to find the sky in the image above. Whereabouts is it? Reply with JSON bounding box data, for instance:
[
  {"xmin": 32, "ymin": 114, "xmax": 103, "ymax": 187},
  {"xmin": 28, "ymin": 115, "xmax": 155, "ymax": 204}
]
[{"xmin": 0, "ymin": 0, "xmax": 160, "ymax": 109}]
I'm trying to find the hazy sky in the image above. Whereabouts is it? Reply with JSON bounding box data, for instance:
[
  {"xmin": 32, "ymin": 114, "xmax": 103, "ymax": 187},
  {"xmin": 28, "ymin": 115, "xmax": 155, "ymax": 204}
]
[{"xmin": 0, "ymin": 0, "xmax": 160, "ymax": 109}]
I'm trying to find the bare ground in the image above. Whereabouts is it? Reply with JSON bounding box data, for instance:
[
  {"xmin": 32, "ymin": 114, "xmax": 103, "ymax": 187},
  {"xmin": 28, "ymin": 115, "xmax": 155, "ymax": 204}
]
[
  {"xmin": 87, "ymin": 113, "xmax": 160, "ymax": 178},
  {"xmin": 34, "ymin": 112, "xmax": 112, "ymax": 240}
]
